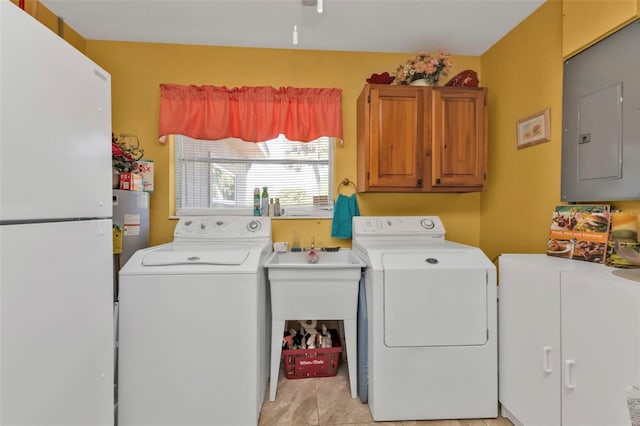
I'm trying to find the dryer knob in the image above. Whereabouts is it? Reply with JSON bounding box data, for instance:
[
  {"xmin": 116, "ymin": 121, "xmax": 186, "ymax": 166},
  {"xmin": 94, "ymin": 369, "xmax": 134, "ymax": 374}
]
[
  {"xmin": 420, "ymin": 219, "xmax": 435, "ymax": 229},
  {"xmin": 248, "ymin": 220, "xmax": 261, "ymax": 232}
]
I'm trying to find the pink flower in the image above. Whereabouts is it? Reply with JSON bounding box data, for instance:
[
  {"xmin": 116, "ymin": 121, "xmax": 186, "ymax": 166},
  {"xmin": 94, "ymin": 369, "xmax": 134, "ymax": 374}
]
[
  {"xmin": 414, "ymin": 60, "xmax": 427, "ymax": 73},
  {"xmin": 424, "ymin": 61, "xmax": 437, "ymax": 74},
  {"xmin": 392, "ymin": 51, "xmax": 453, "ymax": 85}
]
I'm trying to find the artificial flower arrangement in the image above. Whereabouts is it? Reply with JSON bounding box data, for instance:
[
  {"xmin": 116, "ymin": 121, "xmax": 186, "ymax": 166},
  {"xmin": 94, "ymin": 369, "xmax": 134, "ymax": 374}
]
[
  {"xmin": 393, "ymin": 51, "xmax": 453, "ymax": 86},
  {"xmin": 305, "ymin": 248, "xmax": 320, "ymax": 263},
  {"xmin": 112, "ymin": 133, "xmax": 144, "ymax": 172}
]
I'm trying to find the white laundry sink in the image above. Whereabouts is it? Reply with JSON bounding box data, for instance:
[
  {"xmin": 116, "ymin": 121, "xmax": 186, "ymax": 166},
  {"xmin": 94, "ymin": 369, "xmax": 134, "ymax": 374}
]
[
  {"xmin": 264, "ymin": 248, "xmax": 365, "ymax": 401},
  {"xmin": 266, "ymin": 249, "xmax": 365, "ymax": 268},
  {"xmin": 264, "ymin": 249, "xmax": 365, "ymax": 318}
]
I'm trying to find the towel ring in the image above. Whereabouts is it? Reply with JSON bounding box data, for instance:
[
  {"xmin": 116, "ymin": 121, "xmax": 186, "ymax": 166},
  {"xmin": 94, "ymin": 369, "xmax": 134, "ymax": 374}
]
[{"xmin": 338, "ymin": 178, "xmax": 356, "ymax": 195}]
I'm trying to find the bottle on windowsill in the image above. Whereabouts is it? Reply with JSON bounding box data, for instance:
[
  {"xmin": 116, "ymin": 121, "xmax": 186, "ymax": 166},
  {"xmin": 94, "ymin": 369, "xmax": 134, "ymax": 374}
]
[
  {"xmin": 261, "ymin": 187, "xmax": 269, "ymax": 217},
  {"xmin": 268, "ymin": 198, "xmax": 275, "ymax": 217},
  {"xmin": 253, "ymin": 187, "xmax": 261, "ymax": 216},
  {"xmin": 274, "ymin": 198, "xmax": 281, "ymax": 217}
]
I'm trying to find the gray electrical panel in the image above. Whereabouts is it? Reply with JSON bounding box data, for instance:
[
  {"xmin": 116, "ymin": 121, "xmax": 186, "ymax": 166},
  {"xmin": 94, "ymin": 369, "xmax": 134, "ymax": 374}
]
[{"xmin": 561, "ymin": 20, "xmax": 640, "ymax": 202}]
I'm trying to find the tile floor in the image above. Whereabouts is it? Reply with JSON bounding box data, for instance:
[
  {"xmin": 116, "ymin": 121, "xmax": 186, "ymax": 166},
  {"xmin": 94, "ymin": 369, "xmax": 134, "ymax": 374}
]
[{"xmin": 258, "ymin": 361, "xmax": 514, "ymax": 426}]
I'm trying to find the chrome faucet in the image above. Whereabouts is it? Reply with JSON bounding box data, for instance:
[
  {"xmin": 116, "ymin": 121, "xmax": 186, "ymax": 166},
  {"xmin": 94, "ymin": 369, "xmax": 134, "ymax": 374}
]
[{"xmin": 311, "ymin": 237, "xmax": 315, "ymax": 249}]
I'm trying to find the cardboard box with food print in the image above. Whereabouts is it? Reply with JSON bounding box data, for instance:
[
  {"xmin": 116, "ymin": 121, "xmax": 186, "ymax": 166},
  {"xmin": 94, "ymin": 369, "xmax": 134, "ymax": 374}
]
[
  {"xmin": 606, "ymin": 211, "xmax": 640, "ymax": 268},
  {"xmin": 547, "ymin": 205, "xmax": 611, "ymax": 263}
]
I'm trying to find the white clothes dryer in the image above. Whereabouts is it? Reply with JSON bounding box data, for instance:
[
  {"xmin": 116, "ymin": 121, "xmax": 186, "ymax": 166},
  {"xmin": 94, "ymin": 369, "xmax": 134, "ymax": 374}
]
[
  {"xmin": 117, "ymin": 216, "xmax": 272, "ymax": 426},
  {"xmin": 352, "ymin": 216, "xmax": 497, "ymax": 422}
]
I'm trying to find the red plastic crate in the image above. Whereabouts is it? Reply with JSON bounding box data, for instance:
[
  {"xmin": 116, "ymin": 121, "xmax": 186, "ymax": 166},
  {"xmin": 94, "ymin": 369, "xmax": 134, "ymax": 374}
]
[{"xmin": 282, "ymin": 329, "xmax": 342, "ymax": 379}]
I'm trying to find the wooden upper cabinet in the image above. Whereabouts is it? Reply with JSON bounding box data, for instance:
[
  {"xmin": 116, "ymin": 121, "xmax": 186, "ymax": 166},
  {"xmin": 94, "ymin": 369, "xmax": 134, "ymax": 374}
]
[
  {"xmin": 357, "ymin": 85, "xmax": 424, "ymax": 192},
  {"xmin": 431, "ymin": 88, "xmax": 487, "ymax": 189},
  {"xmin": 562, "ymin": 0, "xmax": 640, "ymax": 58},
  {"xmin": 357, "ymin": 84, "xmax": 487, "ymax": 193}
]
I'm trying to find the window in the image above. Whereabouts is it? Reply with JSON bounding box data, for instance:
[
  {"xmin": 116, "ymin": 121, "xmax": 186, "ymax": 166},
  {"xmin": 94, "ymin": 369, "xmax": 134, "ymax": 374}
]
[{"xmin": 174, "ymin": 135, "xmax": 333, "ymax": 217}]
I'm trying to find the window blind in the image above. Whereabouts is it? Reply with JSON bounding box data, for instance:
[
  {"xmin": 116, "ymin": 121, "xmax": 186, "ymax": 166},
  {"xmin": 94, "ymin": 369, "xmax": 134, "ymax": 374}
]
[{"xmin": 175, "ymin": 135, "xmax": 333, "ymax": 217}]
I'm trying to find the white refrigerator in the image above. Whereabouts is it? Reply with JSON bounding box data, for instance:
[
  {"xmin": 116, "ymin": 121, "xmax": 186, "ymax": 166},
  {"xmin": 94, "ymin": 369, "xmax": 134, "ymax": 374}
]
[{"xmin": 0, "ymin": 1, "xmax": 114, "ymax": 425}]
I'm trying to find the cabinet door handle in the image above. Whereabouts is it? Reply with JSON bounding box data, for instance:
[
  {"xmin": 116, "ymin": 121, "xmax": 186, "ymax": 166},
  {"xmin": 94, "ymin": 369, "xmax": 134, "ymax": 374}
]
[
  {"xmin": 542, "ymin": 346, "xmax": 552, "ymax": 374},
  {"xmin": 435, "ymin": 178, "xmax": 441, "ymax": 184},
  {"xmin": 417, "ymin": 178, "xmax": 423, "ymax": 186},
  {"xmin": 564, "ymin": 359, "xmax": 576, "ymax": 390}
]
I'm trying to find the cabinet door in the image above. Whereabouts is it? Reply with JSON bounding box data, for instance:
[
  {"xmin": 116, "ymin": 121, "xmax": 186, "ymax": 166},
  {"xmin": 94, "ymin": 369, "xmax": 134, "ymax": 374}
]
[
  {"xmin": 498, "ymin": 255, "xmax": 561, "ymax": 426},
  {"xmin": 562, "ymin": 0, "xmax": 639, "ymax": 58},
  {"xmin": 357, "ymin": 85, "xmax": 424, "ymax": 191},
  {"xmin": 561, "ymin": 271, "xmax": 640, "ymax": 426},
  {"xmin": 430, "ymin": 88, "xmax": 487, "ymax": 189}
]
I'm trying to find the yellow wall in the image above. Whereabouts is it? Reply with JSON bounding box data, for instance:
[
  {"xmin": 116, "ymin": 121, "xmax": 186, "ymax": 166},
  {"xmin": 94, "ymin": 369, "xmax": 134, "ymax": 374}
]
[
  {"xmin": 25, "ymin": 0, "xmax": 640, "ymax": 257},
  {"xmin": 479, "ymin": 0, "xmax": 565, "ymax": 261},
  {"xmin": 84, "ymin": 41, "xmax": 482, "ymax": 247},
  {"xmin": 479, "ymin": 0, "xmax": 640, "ymax": 261},
  {"xmin": 562, "ymin": 0, "xmax": 640, "ymax": 58},
  {"xmin": 11, "ymin": 0, "xmax": 86, "ymax": 52}
]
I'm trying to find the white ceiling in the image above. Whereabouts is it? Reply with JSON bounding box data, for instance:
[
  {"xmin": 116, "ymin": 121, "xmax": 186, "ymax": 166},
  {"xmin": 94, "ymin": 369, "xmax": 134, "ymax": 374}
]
[{"xmin": 38, "ymin": 0, "xmax": 545, "ymax": 55}]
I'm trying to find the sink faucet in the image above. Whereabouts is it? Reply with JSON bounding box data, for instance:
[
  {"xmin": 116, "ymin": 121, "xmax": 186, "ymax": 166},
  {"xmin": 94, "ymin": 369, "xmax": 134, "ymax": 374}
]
[{"xmin": 311, "ymin": 237, "xmax": 315, "ymax": 249}]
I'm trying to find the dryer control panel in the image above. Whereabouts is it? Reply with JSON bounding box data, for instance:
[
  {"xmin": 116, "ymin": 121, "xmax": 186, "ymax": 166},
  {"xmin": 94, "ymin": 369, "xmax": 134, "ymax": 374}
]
[{"xmin": 352, "ymin": 216, "xmax": 445, "ymax": 240}]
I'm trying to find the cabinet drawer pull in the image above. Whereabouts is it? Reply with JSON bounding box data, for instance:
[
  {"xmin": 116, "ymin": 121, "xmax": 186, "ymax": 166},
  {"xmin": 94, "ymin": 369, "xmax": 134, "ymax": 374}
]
[
  {"xmin": 542, "ymin": 346, "xmax": 552, "ymax": 374},
  {"xmin": 564, "ymin": 359, "xmax": 576, "ymax": 389}
]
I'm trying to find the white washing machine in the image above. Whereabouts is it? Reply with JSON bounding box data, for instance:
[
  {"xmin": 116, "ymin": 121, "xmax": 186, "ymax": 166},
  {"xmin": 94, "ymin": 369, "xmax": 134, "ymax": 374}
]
[
  {"xmin": 117, "ymin": 216, "xmax": 272, "ymax": 426},
  {"xmin": 352, "ymin": 216, "xmax": 497, "ymax": 421}
]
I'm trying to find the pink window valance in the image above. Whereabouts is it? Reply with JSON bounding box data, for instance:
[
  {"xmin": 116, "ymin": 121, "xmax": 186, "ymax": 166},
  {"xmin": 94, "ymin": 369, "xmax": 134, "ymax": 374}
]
[{"xmin": 158, "ymin": 85, "xmax": 343, "ymax": 143}]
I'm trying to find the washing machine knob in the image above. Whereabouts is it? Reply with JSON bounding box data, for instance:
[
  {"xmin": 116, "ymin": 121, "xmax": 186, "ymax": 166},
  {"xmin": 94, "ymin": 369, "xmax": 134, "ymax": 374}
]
[
  {"xmin": 420, "ymin": 218, "xmax": 435, "ymax": 229},
  {"xmin": 248, "ymin": 220, "xmax": 261, "ymax": 232}
]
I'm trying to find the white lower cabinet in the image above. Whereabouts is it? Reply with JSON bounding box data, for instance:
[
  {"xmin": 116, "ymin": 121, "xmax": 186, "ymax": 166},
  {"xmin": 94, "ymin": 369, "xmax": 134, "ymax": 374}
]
[
  {"xmin": 499, "ymin": 254, "xmax": 640, "ymax": 426},
  {"xmin": 498, "ymin": 255, "xmax": 561, "ymax": 426}
]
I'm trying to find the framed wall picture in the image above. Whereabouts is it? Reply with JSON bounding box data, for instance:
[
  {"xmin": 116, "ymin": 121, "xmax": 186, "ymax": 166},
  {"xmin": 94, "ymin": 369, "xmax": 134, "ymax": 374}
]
[{"xmin": 516, "ymin": 108, "xmax": 551, "ymax": 149}]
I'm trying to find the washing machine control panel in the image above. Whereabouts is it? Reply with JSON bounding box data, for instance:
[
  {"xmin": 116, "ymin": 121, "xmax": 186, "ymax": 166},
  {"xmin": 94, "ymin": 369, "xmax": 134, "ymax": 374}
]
[
  {"xmin": 352, "ymin": 216, "xmax": 445, "ymax": 239},
  {"xmin": 173, "ymin": 216, "xmax": 271, "ymax": 241}
]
